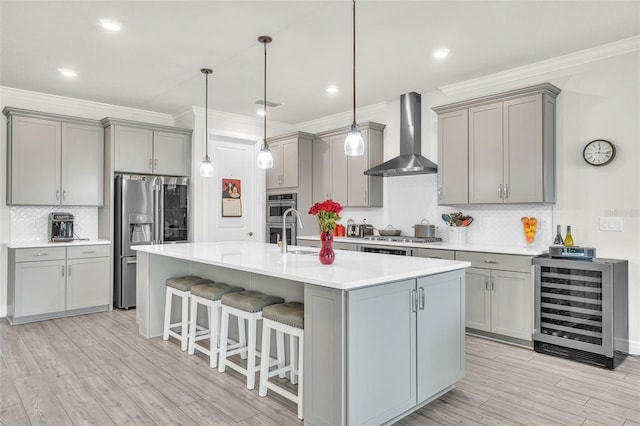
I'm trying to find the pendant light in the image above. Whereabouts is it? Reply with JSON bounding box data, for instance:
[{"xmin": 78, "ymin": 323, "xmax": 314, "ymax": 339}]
[
  {"xmin": 199, "ymin": 68, "xmax": 214, "ymax": 177},
  {"xmin": 256, "ymin": 35, "xmax": 274, "ymax": 169},
  {"xmin": 344, "ymin": 0, "xmax": 364, "ymax": 156}
]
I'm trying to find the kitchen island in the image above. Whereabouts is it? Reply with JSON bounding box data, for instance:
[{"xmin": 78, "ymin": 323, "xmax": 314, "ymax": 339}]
[{"xmin": 133, "ymin": 241, "xmax": 470, "ymax": 425}]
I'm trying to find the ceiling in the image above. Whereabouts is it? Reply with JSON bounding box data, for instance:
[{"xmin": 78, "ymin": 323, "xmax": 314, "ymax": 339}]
[{"xmin": 2, "ymin": 1, "xmax": 639, "ymax": 125}]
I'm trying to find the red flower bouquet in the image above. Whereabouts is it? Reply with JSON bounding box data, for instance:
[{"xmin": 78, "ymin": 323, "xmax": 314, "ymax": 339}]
[{"xmin": 309, "ymin": 199, "xmax": 343, "ymax": 232}]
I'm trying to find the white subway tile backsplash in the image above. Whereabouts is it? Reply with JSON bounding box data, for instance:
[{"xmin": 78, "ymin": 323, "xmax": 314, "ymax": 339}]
[{"xmin": 10, "ymin": 206, "xmax": 98, "ymax": 242}]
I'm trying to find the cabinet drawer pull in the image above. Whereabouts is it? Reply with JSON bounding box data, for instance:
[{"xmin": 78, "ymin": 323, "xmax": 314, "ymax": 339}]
[
  {"xmin": 82, "ymin": 251, "xmax": 96, "ymax": 254},
  {"xmin": 33, "ymin": 253, "xmax": 48, "ymax": 257},
  {"xmin": 483, "ymin": 260, "xmax": 499, "ymax": 264}
]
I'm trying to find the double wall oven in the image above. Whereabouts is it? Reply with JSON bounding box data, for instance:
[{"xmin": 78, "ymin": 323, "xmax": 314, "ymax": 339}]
[{"xmin": 266, "ymin": 193, "xmax": 297, "ymax": 245}]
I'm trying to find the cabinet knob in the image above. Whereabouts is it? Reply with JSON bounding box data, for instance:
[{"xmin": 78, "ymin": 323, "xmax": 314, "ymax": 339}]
[{"xmin": 247, "ymin": 232, "xmax": 254, "ymax": 237}]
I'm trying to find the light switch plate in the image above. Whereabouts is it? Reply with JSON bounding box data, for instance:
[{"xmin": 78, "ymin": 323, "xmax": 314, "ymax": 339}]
[{"xmin": 599, "ymin": 216, "xmax": 623, "ymax": 231}]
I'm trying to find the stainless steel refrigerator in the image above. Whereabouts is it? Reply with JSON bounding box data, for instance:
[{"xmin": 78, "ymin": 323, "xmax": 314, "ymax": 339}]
[{"xmin": 114, "ymin": 174, "xmax": 190, "ymax": 309}]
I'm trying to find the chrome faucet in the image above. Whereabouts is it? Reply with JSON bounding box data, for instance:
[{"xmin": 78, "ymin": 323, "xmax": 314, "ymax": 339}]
[{"xmin": 282, "ymin": 208, "xmax": 303, "ymax": 253}]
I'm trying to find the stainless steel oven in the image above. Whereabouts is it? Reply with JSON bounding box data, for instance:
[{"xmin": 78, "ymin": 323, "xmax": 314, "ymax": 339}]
[
  {"xmin": 360, "ymin": 244, "xmax": 412, "ymax": 256},
  {"xmin": 266, "ymin": 193, "xmax": 297, "ymax": 224},
  {"xmin": 267, "ymin": 223, "xmax": 296, "ymax": 246}
]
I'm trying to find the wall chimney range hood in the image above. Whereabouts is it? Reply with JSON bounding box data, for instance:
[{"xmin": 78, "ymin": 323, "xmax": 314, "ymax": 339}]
[{"xmin": 364, "ymin": 92, "xmax": 438, "ymax": 177}]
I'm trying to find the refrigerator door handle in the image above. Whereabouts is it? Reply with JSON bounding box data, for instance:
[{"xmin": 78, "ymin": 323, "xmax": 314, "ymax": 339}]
[{"xmin": 158, "ymin": 181, "xmax": 165, "ymax": 244}]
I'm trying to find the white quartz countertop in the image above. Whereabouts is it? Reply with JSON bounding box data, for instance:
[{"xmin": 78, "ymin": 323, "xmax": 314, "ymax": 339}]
[
  {"xmin": 133, "ymin": 241, "xmax": 470, "ymax": 290},
  {"xmin": 296, "ymin": 235, "xmax": 546, "ymax": 256},
  {"xmin": 6, "ymin": 239, "xmax": 111, "ymax": 249}
]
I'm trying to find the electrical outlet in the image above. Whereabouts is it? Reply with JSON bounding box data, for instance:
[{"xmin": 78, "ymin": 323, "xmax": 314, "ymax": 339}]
[{"xmin": 599, "ymin": 217, "xmax": 623, "ymax": 231}]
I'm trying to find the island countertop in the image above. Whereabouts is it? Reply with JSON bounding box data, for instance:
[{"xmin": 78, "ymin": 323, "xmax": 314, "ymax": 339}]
[{"xmin": 133, "ymin": 241, "xmax": 470, "ymax": 290}]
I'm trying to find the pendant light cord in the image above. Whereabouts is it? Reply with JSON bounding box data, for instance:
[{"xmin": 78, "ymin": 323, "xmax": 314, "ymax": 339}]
[
  {"xmin": 205, "ymin": 71, "xmax": 209, "ymax": 158},
  {"xmin": 352, "ymin": 0, "xmax": 357, "ymax": 127},
  {"xmin": 263, "ymin": 39, "xmax": 267, "ymax": 147}
]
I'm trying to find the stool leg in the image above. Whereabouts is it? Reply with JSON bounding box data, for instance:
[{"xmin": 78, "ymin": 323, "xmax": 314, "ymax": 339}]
[
  {"xmin": 218, "ymin": 307, "xmax": 229, "ymax": 373},
  {"xmin": 290, "ymin": 335, "xmax": 298, "ymax": 385},
  {"xmin": 298, "ymin": 333, "xmax": 304, "ymax": 420},
  {"xmin": 276, "ymin": 330, "xmax": 286, "ymax": 379},
  {"xmin": 207, "ymin": 304, "xmax": 216, "ymax": 368},
  {"xmin": 180, "ymin": 292, "xmax": 190, "ymax": 351},
  {"xmin": 187, "ymin": 295, "xmax": 198, "ymax": 355},
  {"xmin": 246, "ymin": 317, "xmax": 258, "ymax": 390},
  {"xmin": 162, "ymin": 287, "xmax": 172, "ymax": 341},
  {"xmin": 238, "ymin": 317, "xmax": 247, "ymax": 360},
  {"xmin": 258, "ymin": 321, "xmax": 271, "ymax": 397}
]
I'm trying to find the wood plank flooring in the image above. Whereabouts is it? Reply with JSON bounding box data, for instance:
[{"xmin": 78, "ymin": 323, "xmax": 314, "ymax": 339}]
[{"xmin": 1, "ymin": 309, "xmax": 638, "ymax": 425}]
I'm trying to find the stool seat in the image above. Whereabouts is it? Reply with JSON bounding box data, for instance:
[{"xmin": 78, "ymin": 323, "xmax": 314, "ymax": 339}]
[
  {"xmin": 221, "ymin": 290, "xmax": 284, "ymax": 313},
  {"xmin": 191, "ymin": 282, "xmax": 244, "ymax": 300},
  {"xmin": 262, "ymin": 302, "xmax": 304, "ymax": 329},
  {"xmin": 166, "ymin": 276, "xmax": 213, "ymax": 291}
]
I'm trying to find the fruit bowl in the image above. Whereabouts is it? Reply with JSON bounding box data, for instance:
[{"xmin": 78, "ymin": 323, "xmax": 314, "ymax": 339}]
[{"xmin": 521, "ymin": 217, "xmax": 537, "ymax": 245}]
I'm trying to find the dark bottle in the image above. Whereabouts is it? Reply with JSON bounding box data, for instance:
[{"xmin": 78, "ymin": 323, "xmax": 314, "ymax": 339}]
[{"xmin": 553, "ymin": 225, "xmax": 564, "ymax": 245}]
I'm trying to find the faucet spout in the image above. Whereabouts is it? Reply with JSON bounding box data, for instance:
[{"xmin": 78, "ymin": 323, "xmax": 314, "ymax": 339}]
[{"xmin": 282, "ymin": 208, "xmax": 303, "ymax": 253}]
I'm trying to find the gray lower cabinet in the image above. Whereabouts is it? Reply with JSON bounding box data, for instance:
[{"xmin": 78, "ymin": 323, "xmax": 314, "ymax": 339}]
[
  {"xmin": 413, "ymin": 248, "xmax": 455, "ymax": 260},
  {"xmin": 7, "ymin": 245, "xmax": 110, "ymax": 324},
  {"xmin": 295, "ymin": 239, "xmax": 359, "ymax": 251},
  {"xmin": 456, "ymin": 251, "xmax": 533, "ymax": 342},
  {"xmin": 346, "ymin": 271, "xmax": 465, "ymax": 425},
  {"xmin": 3, "ymin": 107, "xmax": 104, "ymax": 206}
]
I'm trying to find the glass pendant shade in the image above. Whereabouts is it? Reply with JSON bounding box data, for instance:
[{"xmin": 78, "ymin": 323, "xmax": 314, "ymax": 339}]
[
  {"xmin": 199, "ymin": 155, "xmax": 213, "ymax": 177},
  {"xmin": 257, "ymin": 144, "xmax": 274, "ymax": 169},
  {"xmin": 344, "ymin": 124, "xmax": 365, "ymax": 156}
]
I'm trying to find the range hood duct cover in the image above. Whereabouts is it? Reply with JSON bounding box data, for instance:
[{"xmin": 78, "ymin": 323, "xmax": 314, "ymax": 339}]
[{"xmin": 364, "ymin": 92, "xmax": 438, "ymax": 177}]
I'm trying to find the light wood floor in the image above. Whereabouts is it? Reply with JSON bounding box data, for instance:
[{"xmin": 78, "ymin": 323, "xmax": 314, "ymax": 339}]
[{"xmin": 1, "ymin": 309, "xmax": 638, "ymax": 425}]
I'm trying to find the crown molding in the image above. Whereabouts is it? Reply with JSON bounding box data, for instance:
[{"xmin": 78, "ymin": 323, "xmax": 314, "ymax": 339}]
[
  {"xmin": 0, "ymin": 86, "xmax": 176, "ymax": 126},
  {"xmin": 296, "ymin": 101, "xmax": 387, "ymax": 133},
  {"xmin": 439, "ymin": 36, "xmax": 640, "ymax": 96}
]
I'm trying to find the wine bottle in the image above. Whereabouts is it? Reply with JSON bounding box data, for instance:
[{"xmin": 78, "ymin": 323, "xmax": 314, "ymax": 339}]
[
  {"xmin": 553, "ymin": 225, "xmax": 564, "ymax": 245},
  {"xmin": 564, "ymin": 225, "xmax": 574, "ymax": 247}
]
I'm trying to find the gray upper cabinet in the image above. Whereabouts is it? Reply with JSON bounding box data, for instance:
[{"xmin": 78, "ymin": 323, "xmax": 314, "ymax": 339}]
[
  {"xmin": 265, "ymin": 132, "xmax": 314, "ymax": 189},
  {"xmin": 437, "ymin": 109, "xmax": 469, "ymax": 204},
  {"xmin": 434, "ymin": 83, "xmax": 560, "ymax": 205},
  {"xmin": 103, "ymin": 118, "xmax": 192, "ymax": 177},
  {"xmin": 3, "ymin": 108, "xmax": 104, "ymax": 206},
  {"xmin": 312, "ymin": 122, "xmax": 385, "ymax": 207}
]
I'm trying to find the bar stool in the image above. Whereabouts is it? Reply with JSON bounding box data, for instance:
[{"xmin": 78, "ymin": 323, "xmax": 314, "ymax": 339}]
[
  {"xmin": 218, "ymin": 290, "xmax": 284, "ymax": 389},
  {"xmin": 162, "ymin": 276, "xmax": 212, "ymax": 351},
  {"xmin": 258, "ymin": 302, "xmax": 305, "ymax": 420},
  {"xmin": 187, "ymin": 282, "xmax": 244, "ymax": 368}
]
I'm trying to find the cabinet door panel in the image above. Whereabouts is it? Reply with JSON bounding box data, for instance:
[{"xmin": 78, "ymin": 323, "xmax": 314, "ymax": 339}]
[
  {"xmin": 114, "ymin": 126, "xmax": 153, "ymax": 174},
  {"xmin": 491, "ymin": 270, "xmax": 533, "ymax": 340},
  {"xmin": 281, "ymin": 139, "xmax": 299, "ymax": 188},
  {"xmin": 153, "ymin": 131, "xmax": 190, "ymax": 176},
  {"xmin": 66, "ymin": 257, "xmax": 110, "ymax": 310},
  {"xmin": 312, "ymin": 138, "xmax": 331, "ymax": 200},
  {"xmin": 15, "ymin": 260, "xmax": 66, "ymax": 316},
  {"xmin": 503, "ymin": 95, "xmax": 542, "ymax": 203},
  {"xmin": 61, "ymin": 123, "xmax": 104, "ymax": 205},
  {"xmin": 266, "ymin": 143, "xmax": 283, "ymax": 189},
  {"xmin": 469, "ymin": 102, "xmax": 503, "ymax": 203},
  {"xmin": 417, "ymin": 272, "xmax": 465, "ymax": 403},
  {"xmin": 10, "ymin": 116, "xmax": 61, "ymax": 205},
  {"xmin": 464, "ymin": 267, "xmax": 491, "ymax": 331},
  {"xmin": 437, "ymin": 109, "xmax": 469, "ymax": 205},
  {"xmin": 329, "ymin": 135, "xmax": 348, "ymax": 205},
  {"xmin": 347, "ymin": 279, "xmax": 416, "ymax": 426}
]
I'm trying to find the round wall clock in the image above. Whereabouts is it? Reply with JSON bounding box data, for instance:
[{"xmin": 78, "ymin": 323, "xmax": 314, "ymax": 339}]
[{"xmin": 582, "ymin": 139, "xmax": 616, "ymax": 166}]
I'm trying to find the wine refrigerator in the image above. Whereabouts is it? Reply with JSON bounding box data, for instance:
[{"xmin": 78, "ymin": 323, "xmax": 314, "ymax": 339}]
[{"xmin": 532, "ymin": 255, "xmax": 628, "ymax": 369}]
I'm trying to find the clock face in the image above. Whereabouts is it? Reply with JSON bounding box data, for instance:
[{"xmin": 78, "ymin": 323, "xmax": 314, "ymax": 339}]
[{"xmin": 583, "ymin": 139, "xmax": 616, "ymax": 166}]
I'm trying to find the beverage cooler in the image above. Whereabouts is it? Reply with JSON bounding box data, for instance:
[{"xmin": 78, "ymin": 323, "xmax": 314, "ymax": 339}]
[{"xmin": 532, "ymin": 255, "xmax": 628, "ymax": 369}]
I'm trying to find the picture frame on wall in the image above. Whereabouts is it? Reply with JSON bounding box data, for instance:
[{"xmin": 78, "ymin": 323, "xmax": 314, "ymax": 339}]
[{"xmin": 222, "ymin": 178, "xmax": 242, "ymax": 217}]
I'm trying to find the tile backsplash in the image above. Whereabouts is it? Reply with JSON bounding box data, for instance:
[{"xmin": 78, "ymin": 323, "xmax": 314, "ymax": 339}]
[{"xmin": 10, "ymin": 206, "xmax": 98, "ymax": 242}]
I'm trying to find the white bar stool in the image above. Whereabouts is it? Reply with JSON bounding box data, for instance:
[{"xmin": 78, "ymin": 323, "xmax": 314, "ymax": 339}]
[
  {"xmin": 258, "ymin": 301, "xmax": 305, "ymax": 420},
  {"xmin": 218, "ymin": 290, "xmax": 284, "ymax": 390},
  {"xmin": 187, "ymin": 282, "xmax": 244, "ymax": 368},
  {"xmin": 162, "ymin": 276, "xmax": 212, "ymax": 351}
]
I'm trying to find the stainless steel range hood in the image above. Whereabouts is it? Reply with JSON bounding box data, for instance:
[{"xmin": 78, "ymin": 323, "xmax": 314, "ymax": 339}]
[{"xmin": 364, "ymin": 92, "xmax": 437, "ymax": 177}]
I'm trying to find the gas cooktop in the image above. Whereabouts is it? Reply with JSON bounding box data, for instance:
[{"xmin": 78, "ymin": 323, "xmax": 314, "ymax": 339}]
[{"xmin": 363, "ymin": 236, "xmax": 443, "ymax": 243}]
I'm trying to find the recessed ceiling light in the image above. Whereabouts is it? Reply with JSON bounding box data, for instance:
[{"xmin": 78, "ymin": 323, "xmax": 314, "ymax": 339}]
[
  {"xmin": 433, "ymin": 48, "xmax": 450, "ymax": 59},
  {"xmin": 99, "ymin": 19, "xmax": 122, "ymax": 31},
  {"xmin": 58, "ymin": 68, "xmax": 77, "ymax": 77},
  {"xmin": 326, "ymin": 85, "xmax": 339, "ymax": 94},
  {"xmin": 257, "ymin": 109, "xmax": 266, "ymax": 116}
]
